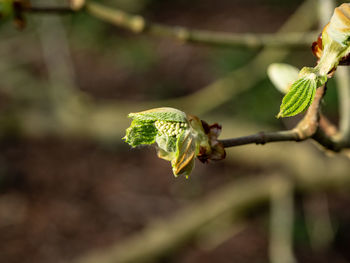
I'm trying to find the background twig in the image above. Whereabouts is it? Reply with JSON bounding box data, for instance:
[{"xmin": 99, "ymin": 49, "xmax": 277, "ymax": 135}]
[
  {"xmin": 85, "ymin": 1, "xmax": 316, "ymax": 49},
  {"xmin": 269, "ymin": 178, "xmax": 296, "ymax": 263}
]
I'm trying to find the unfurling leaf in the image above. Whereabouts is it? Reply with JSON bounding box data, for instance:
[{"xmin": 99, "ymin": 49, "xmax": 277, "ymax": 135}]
[
  {"xmin": 171, "ymin": 130, "xmax": 196, "ymax": 177},
  {"xmin": 124, "ymin": 120, "xmax": 158, "ymax": 146},
  {"xmin": 325, "ymin": 3, "xmax": 350, "ymax": 47},
  {"xmin": 313, "ymin": 3, "xmax": 350, "ymax": 73},
  {"xmin": 123, "ymin": 107, "xmax": 225, "ymax": 178},
  {"xmin": 277, "ymin": 76, "xmax": 316, "ymax": 118},
  {"xmin": 128, "ymin": 107, "xmax": 187, "ymax": 123}
]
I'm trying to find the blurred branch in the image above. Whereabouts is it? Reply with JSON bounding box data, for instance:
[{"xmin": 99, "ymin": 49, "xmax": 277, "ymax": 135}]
[
  {"xmin": 269, "ymin": 178, "xmax": 296, "ymax": 263},
  {"xmin": 196, "ymin": 217, "xmax": 246, "ymax": 251},
  {"xmin": 111, "ymin": 0, "xmax": 319, "ymax": 116},
  {"xmin": 25, "ymin": 6, "xmax": 73, "ymax": 14},
  {"xmin": 334, "ymin": 67, "xmax": 350, "ymax": 144},
  {"xmin": 73, "ymin": 173, "xmax": 280, "ymax": 263},
  {"xmin": 319, "ymin": 114, "xmax": 338, "ymax": 137},
  {"xmin": 73, "ymin": 161, "xmax": 350, "ymax": 263},
  {"xmin": 318, "ymin": 0, "xmax": 335, "ymax": 27},
  {"xmin": 35, "ymin": 0, "xmax": 85, "ymax": 134},
  {"xmin": 18, "ymin": 0, "xmax": 318, "ymax": 118},
  {"xmin": 304, "ymin": 194, "xmax": 335, "ymax": 251},
  {"xmin": 23, "ymin": 1, "xmax": 317, "ymax": 49},
  {"xmin": 85, "ymin": 1, "xmax": 316, "ymax": 49}
]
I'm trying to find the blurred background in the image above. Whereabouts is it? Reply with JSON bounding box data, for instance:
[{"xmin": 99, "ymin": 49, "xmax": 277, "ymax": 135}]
[{"xmin": 1, "ymin": 0, "xmax": 350, "ymax": 262}]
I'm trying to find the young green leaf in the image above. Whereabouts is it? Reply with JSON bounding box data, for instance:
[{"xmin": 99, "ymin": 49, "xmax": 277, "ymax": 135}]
[
  {"xmin": 128, "ymin": 107, "xmax": 187, "ymax": 123},
  {"xmin": 124, "ymin": 119, "xmax": 158, "ymax": 147},
  {"xmin": 277, "ymin": 76, "xmax": 317, "ymax": 118}
]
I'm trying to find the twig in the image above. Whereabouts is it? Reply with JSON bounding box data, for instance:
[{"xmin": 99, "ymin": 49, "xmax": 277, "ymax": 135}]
[
  {"xmin": 219, "ymin": 79, "xmax": 350, "ymax": 153},
  {"xmin": 319, "ymin": 115, "xmax": 338, "ymax": 137},
  {"xmin": 220, "ymin": 131, "xmax": 300, "ymax": 148},
  {"xmin": 220, "ymin": 85, "xmax": 325, "ymax": 148},
  {"xmin": 84, "ymin": 1, "xmax": 316, "ymax": 49},
  {"xmin": 22, "ymin": 1, "xmax": 317, "ymax": 49},
  {"xmin": 219, "ymin": 76, "xmax": 350, "ymax": 152},
  {"xmin": 311, "ymin": 128, "xmax": 341, "ymax": 151}
]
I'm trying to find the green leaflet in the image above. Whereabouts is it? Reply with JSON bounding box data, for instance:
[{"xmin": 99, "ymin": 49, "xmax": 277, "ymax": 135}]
[
  {"xmin": 128, "ymin": 107, "xmax": 187, "ymax": 123},
  {"xmin": 124, "ymin": 119, "xmax": 158, "ymax": 147},
  {"xmin": 277, "ymin": 77, "xmax": 316, "ymax": 118}
]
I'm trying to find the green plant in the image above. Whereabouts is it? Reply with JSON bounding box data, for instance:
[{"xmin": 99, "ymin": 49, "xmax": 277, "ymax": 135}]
[
  {"xmin": 278, "ymin": 3, "xmax": 350, "ymax": 118},
  {"xmin": 2, "ymin": 0, "xmax": 350, "ymax": 179}
]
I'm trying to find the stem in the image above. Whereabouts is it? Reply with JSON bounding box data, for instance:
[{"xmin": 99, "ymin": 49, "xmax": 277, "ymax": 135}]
[
  {"xmin": 220, "ymin": 85, "xmax": 326, "ymax": 149},
  {"xmin": 85, "ymin": 1, "xmax": 316, "ymax": 49},
  {"xmin": 314, "ymin": 42, "xmax": 340, "ymax": 76},
  {"xmin": 220, "ymin": 130, "xmax": 300, "ymax": 148}
]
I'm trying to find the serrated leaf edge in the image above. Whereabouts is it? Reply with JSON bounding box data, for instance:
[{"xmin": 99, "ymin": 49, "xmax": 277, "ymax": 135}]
[{"xmin": 278, "ymin": 78, "xmax": 316, "ymax": 118}]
